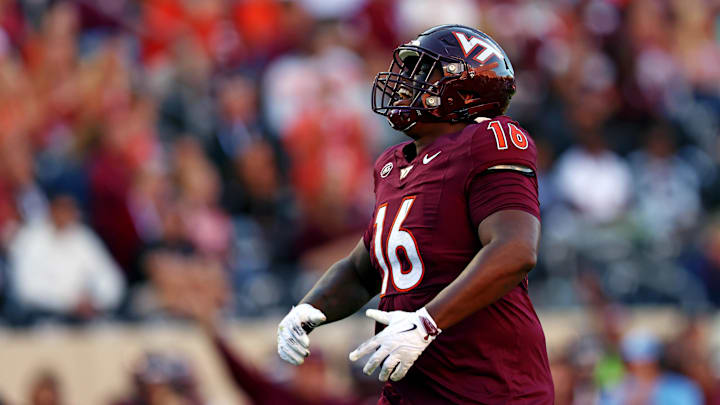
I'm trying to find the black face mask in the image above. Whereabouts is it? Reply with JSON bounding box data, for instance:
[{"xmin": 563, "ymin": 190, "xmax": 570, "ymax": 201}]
[{"xmin": 372, "ymin": 48, "xmax": 444, "ymax": 131}]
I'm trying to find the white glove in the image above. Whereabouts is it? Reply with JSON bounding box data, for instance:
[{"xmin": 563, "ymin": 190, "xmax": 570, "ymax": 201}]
[
  {"xmin": 277, "ymin": 303, "xmax": 327, "ymax": 365},
  {"xmin": 349, "ymin": 307, "xmax": 441, "ymax": 382}
]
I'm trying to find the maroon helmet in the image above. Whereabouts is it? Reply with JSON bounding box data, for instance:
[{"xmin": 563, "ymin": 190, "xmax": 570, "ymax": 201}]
[{"xmin": 372, "ymin": 24, "xmax": 516, "ymax": 131}]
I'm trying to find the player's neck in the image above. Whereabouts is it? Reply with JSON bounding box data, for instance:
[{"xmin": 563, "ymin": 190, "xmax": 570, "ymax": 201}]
[{"xmin": 410, "ymin": 122, "xmax": 469, "ymax": 155}]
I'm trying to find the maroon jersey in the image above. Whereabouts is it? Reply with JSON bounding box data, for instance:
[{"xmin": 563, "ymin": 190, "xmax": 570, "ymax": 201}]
[{"xmin": 362, "ymin": 116, "xmax": 553, "ymax": 404}]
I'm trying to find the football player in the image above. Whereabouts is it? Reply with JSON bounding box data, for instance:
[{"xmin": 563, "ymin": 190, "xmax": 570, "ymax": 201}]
[{"xmin": 278, "ymin": 24, "xmax": 554, "ymax": 404}]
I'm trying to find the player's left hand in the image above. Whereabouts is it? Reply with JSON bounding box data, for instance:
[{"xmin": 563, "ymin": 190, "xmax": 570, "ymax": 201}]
[{"xmin": 349, "ymin": 307, "xmax": 441, "ymax": 382}]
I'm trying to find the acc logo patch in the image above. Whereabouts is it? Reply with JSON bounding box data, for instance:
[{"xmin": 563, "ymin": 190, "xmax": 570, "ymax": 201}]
[{"xmin": 380, "ymin": 162, "xmax": 393, "ymax": 178}]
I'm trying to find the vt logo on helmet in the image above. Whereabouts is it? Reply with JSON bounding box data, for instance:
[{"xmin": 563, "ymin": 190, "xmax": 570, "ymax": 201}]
[{"xmin": 371, "ymin": 24, "xmax": 516, "ymax": 131}]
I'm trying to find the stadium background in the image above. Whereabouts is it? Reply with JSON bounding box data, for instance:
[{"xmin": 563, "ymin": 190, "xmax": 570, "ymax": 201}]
[{"xmin": 0, "ymin": 0, "xmax": 718, "ymax": 403}]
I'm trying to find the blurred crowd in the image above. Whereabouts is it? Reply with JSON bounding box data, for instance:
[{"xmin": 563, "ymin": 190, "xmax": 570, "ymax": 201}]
[
  {"xmin": 551, "ymin": 304, "xmax": 720, "ymax": 404},
  {"xmin": 7, "ymin": 279, "xmax": 720, "ymax": 405},
  {"xmin": 0, "ymin": 0, "xmax": 718, "ymax": 403}
]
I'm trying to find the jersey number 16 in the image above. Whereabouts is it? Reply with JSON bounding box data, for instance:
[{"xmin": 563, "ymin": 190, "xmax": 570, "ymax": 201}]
[
  {"xmin": 488, "ymin": 120, "xmax": 529, "ymax": 150},
  {"xmin": 372, "ymin": 196, "xmax": 425, "ymax": 296}
]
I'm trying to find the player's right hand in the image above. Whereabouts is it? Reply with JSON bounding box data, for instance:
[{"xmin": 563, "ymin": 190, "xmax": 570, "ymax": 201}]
[{"xmin": 277, "ymin": 303, "xmax": 327, "ymax": 365}]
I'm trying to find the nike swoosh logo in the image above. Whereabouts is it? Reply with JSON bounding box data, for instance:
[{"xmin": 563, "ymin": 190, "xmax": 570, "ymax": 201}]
[
  {"xmin": 400, "ymin": 324, "xmax": 417, "ymax": 333},
  {"xmin": 423, "ymin": 151, "xmax": 441, "ymax": 164}
]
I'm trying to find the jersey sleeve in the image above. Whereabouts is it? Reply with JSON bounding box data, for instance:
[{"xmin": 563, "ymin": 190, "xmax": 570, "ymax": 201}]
[
  {"xmin": 468, "ymin": 116, "xmax": 538, "ymax": 176},
  {"xmin": 467, "ymin": 171, "xmax": 540, "ymax": 228},
  {"xmin": 465, "ymin": 117, "xmax": 540, "ymax": 228}
]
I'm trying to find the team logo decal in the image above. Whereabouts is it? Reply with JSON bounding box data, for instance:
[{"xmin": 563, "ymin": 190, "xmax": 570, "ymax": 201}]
[
  {"xmin": 452, "ymin": 32, "xmax": 505, "ymax": 64},
  {"xmin": 400, "ymin": 165, "xmax": 414, "ymax": 180},
  {"xmin": 380, "ymin": 162, "xmax": 393, "ymax": 178}
]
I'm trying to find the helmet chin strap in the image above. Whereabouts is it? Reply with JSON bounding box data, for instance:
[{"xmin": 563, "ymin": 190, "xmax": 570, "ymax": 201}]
[
  {"xmin": 388, "ymin": 106, "xmax": 457, "ymax": 132},
  {"xmin": 389, "ymin": 99, "xmax": 499, "ymax": 131},
  {"xmin": 446, "ymin": 101, "xmax": 501, "ymax": 122},
  {"xmin": 387, "ymin": 108, "xmax": 423, "ymax": 131},
  {"xmin": 399, "ymin": 121, "xmax": 417, "ymax": 132},
  {"xmin": 390, "ymin": 97, "xmax": 502, "ymax": 130}
]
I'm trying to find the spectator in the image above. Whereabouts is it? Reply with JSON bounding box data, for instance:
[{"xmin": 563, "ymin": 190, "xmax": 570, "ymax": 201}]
[
  {"xmin": 223, "ymin": 139, "xmax": 298, "ymax": 269},
  {"xmin": 144, "ymin": 252, "xmax": 229, "ymax": 320},
  {"xmin": 157, "ymin": 34, "xmax": 216, "ymax": 141},
  {"xmin": 210, "ymin": 74, "xmax": 266, "ymax": 180},
  {"xmin": 550, "ymin": 353, "xmax": 575, "ymax": 405},
  {"xmin": 0, "ymin": 137, "xmax": 48, "ymax": 248},
  {"xmin": 281, "ymin": 47, "xmax": 375, "ymax": 249},
  {"xmin": 664, "ymin": 320, "xmax": 720, "ymax": 404},
  {"xmin": 28, "ymin": 370, "xmax": 64, "ymax": 405},
  {"xmin": 628, "ymin": 126, "xmax": 701, "ymax": 248},
  {"xmin": 128, "ymin": 165, "xmax": 171, "ymax": 246},
  {"xmin": 602, "ymin": 330, "xmax": 704, "ymax": 405},
  {"xmin": 396, "ymin": 0, "xmax": 479, "ymax": 38},
  {"xmin": 685, "ymin": 218, "xmax": 720, "ymax": 306},
  {"xmin": 111, "ymin": 352, "xmax": 205, "ymax": 405},
  {"xmin": 88, "ymin": 119, "xmax": 146, "ymax": 283},
  {"xmin": 172, "ymin": 137, "xmax": 232, "ymax": 260},
  {"xmin": 553, "ymin": 131, "xmax": 632, "ymax": 224},
  {"xmin": 7, "ymin": 191, "xmax": 124, "ymax": 323},
  {"xmin": 166, "ymin": 275, "xmax": 372, "ymax": 405}
]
